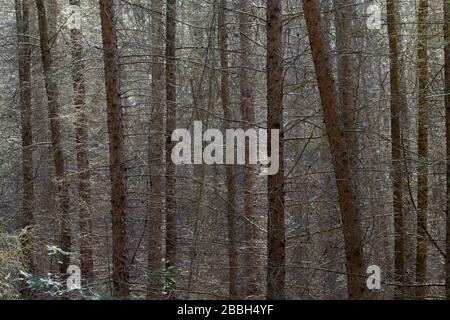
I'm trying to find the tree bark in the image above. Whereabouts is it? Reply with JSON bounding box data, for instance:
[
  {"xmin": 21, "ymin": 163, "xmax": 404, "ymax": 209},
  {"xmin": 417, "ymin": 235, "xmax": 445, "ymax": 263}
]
[
  {"xmin": 415, "ymin": 0, "xmax": 429, "ymax": 300},
  {"xmin": 302, "ymin": 0, "xmax": 366, "ymax": 299},
  {"xmin": 444, "ymin": 0, "xmax": 450, "ymax": 301},
  {"xmin": 218, "ymin": 0, "xmax": 238, "ymax": 300},
  {"xmin": 68, "ymin": 0, "xmax": 94, "ymax": 285},
  {"xmin": 238, "ymin": 0, "xmax": 262, "ymax": 299},
  {"xmin": 386, "ymin": 0, "xmax": 405, "ymax": 299},
  {"xmin": 266, "ymin": 0, "xmax": 285, "ymax": 300},
  {"xmin": 165, "ymin": 0, "xmax": 178, "ymax": 298},
  {"xmin": 147, "ymin": 0, "xmax": 164, "ymax": 299},
  {"xmin": 334, "ymin": 0, "xmax": 358, "ymax": 175},
  {"xmin": 15, "ymin": 0, "xmax": 35, "ymax": 296},
  {"xmin": 35, "ymin": 0, "xmax": 71, "ymax": 277},
  {"xmin": 99, "ymin": 0, "xmax": 130, "ymax": 298}
]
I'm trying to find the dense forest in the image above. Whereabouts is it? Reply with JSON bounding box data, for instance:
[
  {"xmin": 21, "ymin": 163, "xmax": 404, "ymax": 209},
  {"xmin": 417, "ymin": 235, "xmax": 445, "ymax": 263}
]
[{"xmin": 0, "ymin": 0, "xmax": 449, "ymax": 300}]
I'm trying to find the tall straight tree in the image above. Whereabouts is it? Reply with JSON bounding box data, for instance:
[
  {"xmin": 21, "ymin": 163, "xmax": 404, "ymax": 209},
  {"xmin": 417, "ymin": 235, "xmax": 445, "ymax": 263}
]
[
  {"xmin": 239, "ymin": 0, "xmax": 261, "ymax": 298},
  {"xmin": 15, "ymin": 0, "xmax": 35, "ymax": 290},
  {"xmin": 416, "ymin": 0, "xmax": 429, "ymax": 300},
  {"xmin": 266, "ymin": 0, "xmax": 285, "ymax": 300},
  {"xmin": 68, "ymin": 0, "xmax": 94, "ymax": 284},
  {"xmin": 444, "ymin": 0, "xmax": 450, "ymax": 301},
  {"xmin": 302, "ymin": 0, "xmax": 366, "ymax": 299},
  {"xmin": 99, "ymin": 0, "xmax": 129, "ymax": 297},
  {"xmin": 35, "ymin": 0, "xmax": 71, "ymax": 276},
  {"xmin": 147, "ymin": 0, "xmax": 164, "ymax": 299},
  {"xmin": 165, "ymin": 0, "xmax": 178, "ymax": 297},
  {"xmin": 386, "ymin": 0, "xmax": 405, "ymax": 299},
  {"xmin": 218, "ymin": 0, "xmax": 238, "ymax": 299},
  {"xmin": 166, "ymin": 0, "xmax": 177, "ymax": 298},
  {"xmin": 334, "ymin": 0, "xmax": 358, "ymax": 173}
]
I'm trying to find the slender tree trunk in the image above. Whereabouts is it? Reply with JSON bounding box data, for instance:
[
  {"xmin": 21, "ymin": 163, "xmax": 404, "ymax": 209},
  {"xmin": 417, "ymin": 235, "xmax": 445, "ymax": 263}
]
[
  {"xmin": 68, "ymin": 0, "xmax": 94, "ymax": 285},
  {"xmin": 444, "ymin": 0, "xmax": 450, "ymax": 301},
  {"xmin": 186, "ymin": 72, "xmax": 213, "ymax": 298},
  {"xmin": 302, "ymin": 0, "xmax": 366, "ymax": 299},
  {"xmin": 266, "ymin": 0, "xmax": 285, "ymax": 300},
  {"xmin": 99, "ymin": 0, "xmax": 129, "ymax": 298},
  {"xmin": 218, "ymin": 0, "xmax": 238, "ymax": 299},
  {"xmin": 15, "ymin": 0, "xmax": 35, "ymax": 296},
  {"xmin": 386, "ymin": 0, "xmax": 405, "ymax": 299},
  {"xmin": 332, "ymin": 0, "xmax": 359, "ymax": 297},
  {"xmin": 415, "ymin": 0, "xmax": 429, "ymax": 300},
  {"xmin": 165, "ymin": 0, "xmax": 178, "ymax": 298},
  {"xmin": 147, "ymin": 0, "xmax": 164, "ymax": 299},
  {"xmin": 35, "ymin": 0, "xmax": 71, "ymax": 277},
  {"xmin": 238, "ymin": 0, "xmax": 262, "ymax": 299},
  {"xmin": 334, "ymin": 0, "xmax": 358, "ymax": 174}
]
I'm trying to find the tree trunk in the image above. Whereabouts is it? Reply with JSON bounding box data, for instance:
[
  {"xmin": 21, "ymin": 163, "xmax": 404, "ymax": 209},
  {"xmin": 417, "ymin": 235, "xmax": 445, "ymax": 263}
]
[
  {"xmin": 238, "ymin": 0, "xmax": 262, "ymax": 299},
  {"xmin": 218, "ymin": 0, "xmax": 238, "ymax": 300},
  {"xmin": 165, "ymin": 0, "xmax": 178, "ymax": 298},
  {"xmin": 15, "ymin": 0, "xmax": 35, "ymax": 296},
  {"xmin": 334, "ymin": 0, "xmax": 358, "ymax": 177},
  {"xmin": 415, "ymin": 0, "xmax": 429, "ymax": 300},
  {"xmin": 68, "ymin": 0, "xmax": 94, "ymax": 285},
  {"xmin": 266, "ymin": 0, "xmax": 285, "ymax": 300},
  {"xmin": 302, "ymin": 0, "xmax": 366, "ymax": 299},
  {"xmin": 99, "ymin": 0, "xmax": 129, "ymax": 298},
  {"xmin": 444, "ymin": 0, "xmax": 450, "ymax": 301},
  {"xmin": 35, "ymin": 0, "xmax": 71, "ymax": 277},
  {"xmin": 147, "ymin": 0, "xmax": 164, "ymax": 299},
  {"xmin": 386, "ymin": 0, "xmax": 405, "ymax": 299}
]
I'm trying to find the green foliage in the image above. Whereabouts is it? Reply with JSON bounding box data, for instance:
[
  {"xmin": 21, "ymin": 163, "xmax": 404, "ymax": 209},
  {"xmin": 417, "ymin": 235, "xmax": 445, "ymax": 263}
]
[
  {"xmin": 19, "ymin": 271, "xmax": 66, "ymax": 297},
  {"xmin": 82, "ymin": 291, "xmax": 123, "ymax": 300},
  {"xmin": 146, "ymin": 258, "xmax": 181, "ymax": 296},
  {"xmin": 18, "ymin": 245, "xmax": 69, "ymax": 298}
]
